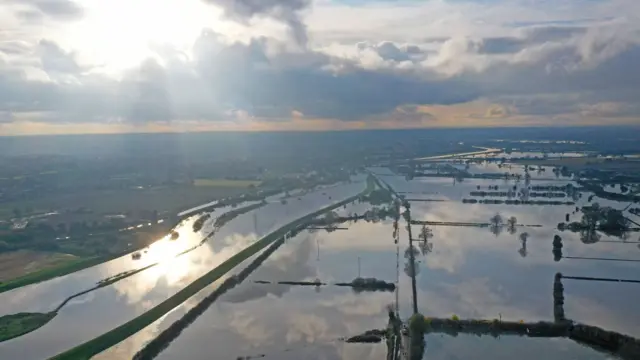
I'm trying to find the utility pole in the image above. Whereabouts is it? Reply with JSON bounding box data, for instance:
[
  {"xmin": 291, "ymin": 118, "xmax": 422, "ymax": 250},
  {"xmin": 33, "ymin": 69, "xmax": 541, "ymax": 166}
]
[{"xmin": 357, "ymin": 256, "xmax": 361, "ymax": 278}]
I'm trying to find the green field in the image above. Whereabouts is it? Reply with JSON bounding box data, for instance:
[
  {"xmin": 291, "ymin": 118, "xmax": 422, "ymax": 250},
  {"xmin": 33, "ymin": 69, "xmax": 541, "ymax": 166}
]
[
  {"xmin": 0, "ymin": 256, "xmax": 105, "ymax": 294},
  {"xmin": 49, "ymin": 177, "xmax": 375, "ymax": 360},
  {"xmin": 193, "ymin": 178, "xmax": 261, "ymax": 187},
  {"xmin": 0, "ymin": 185, "xmax": 250, "ymax": 221},
  {"xmin": 0, "ymin": 312, "xmax": 55, "ymax": 342}
]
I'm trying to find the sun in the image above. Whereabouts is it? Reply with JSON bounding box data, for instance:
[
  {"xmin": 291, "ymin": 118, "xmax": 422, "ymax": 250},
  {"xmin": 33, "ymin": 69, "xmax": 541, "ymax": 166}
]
[{"xmin": 61, "ymin": 0, "xmax": 220, "ymax": 73}]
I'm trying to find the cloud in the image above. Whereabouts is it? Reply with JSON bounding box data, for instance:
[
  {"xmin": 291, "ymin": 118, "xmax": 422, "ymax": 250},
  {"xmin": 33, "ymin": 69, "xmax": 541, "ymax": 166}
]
[
  {"xmin": 38, "ymin": 39, "xmax": 83, "ymax": 74},
  {"xmin": 8, "ymin": 0, "xmax": 84, "ymax": 21},
  {"xmin": 0, "ymin": 111, "xmax": 13, "ymax": 123},
  {"xmin": 2, "ymin": 0, "xmax": 640, "ymax": 134},
  {"xmin": 203, "ymin": 0, "xmax": 311, "ymax": 46}
]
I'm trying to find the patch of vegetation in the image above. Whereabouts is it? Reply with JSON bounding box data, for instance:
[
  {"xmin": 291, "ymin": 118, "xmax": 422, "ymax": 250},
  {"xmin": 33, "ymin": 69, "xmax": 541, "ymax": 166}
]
[
  {"xmin": 558, "ymin": 203, "xmax": 631, "ymax": 238},
  {"xmin": 191, "ymin": 214, "xmax": 210, "ymax": 232},
  {"xmin": 408, "ymin": 313, "xmax": 427, "ymax": 360},
  {"xmin": 213, "ymin": 202, "xmax": 265, "ymax": 228},
  {"xmin": 0, "ymin": 312, "xmax": 56, "ymax": 342},
  {"xmin": 363, "ymin": 188, "xmax": 393, "ymax": 205}
]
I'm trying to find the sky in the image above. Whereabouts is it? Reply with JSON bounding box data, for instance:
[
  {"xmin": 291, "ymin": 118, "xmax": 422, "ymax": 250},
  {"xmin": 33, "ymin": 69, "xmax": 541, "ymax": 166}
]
[{"xmin": 0, "ymin": 0, "xmax": 639, "ymax": 135}]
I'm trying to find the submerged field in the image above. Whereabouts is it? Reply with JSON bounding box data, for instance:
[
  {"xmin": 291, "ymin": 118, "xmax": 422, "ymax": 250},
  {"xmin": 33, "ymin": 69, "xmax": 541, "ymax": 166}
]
[
  {"xmin": 89, "ymin": 161, "xmax": 640, "ymax": 360},
  {"xmin": 0, "ymin": 155, "xmax": 639, "ymax": 360}
]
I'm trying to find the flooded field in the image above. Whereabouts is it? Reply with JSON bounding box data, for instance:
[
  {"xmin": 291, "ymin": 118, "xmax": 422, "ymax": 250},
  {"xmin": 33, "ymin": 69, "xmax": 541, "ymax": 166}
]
[
  {"xmin": 0, "ymin": 181, "xmax": 365, "ymax": 360},
  {"xmin": 1, "ymin": 154, "xmax": 638, "ymax": 360},
  {"xmin": 92, "ymin": 165, "xmax": 639, "ymax": 359}
]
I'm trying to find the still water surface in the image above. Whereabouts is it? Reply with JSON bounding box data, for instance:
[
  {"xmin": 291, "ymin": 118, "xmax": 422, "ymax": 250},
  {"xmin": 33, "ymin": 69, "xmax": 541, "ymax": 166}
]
[
  {"xmin": 0, "ymin": 181, "xmax": 364, "ymax": 360},
  {"xmin": 98, "ymin": 172, "xmax": 638, "ymax": 359}
]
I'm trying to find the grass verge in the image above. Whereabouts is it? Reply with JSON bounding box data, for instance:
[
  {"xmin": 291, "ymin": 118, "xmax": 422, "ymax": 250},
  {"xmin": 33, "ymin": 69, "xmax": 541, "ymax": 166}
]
[{"xmin": 50, "ymin": 176, "xmax": 375, "ymax": 360}]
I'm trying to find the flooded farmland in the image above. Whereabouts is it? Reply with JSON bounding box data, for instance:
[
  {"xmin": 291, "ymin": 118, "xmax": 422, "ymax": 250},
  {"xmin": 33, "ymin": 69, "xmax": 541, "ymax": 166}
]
[
  {"xmin": 91, "ymin": 158, "xmax": 639, "ymax": 360},
  {"xmin": 1, "ymin": 150, "xmax": 639, "ymax": 360}
]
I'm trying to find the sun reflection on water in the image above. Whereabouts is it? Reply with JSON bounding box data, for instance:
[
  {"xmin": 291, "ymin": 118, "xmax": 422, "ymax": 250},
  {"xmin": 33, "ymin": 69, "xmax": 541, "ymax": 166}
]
[{"xmin": 135, "ymin": 228, "xmax": 202, "ymax": 286}]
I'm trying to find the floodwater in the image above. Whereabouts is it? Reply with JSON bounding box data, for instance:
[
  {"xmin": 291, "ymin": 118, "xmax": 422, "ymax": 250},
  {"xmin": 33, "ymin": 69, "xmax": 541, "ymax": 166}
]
[
  {"xmin": 97, "ymin": 171, "xmax": 639, "ymax": 360},
  {"xmin": 0, "ymin": 180, "xmax": 365, "ymax": 360},
  {"xmin": 4, "ymin": 160, "xmax": 639, "ymax": 360}
]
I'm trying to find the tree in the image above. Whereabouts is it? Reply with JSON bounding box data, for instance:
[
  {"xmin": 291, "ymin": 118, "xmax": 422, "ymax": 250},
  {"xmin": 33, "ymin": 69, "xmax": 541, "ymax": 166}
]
[
  {"xmin": 518, "ymin": 232, "xmax": 529, "ymax": 258},
  {"xmin": 404, "ymin": 259, "xmax": 420, "ymax": 278},
  {"xmin": 518, "ymin": 243, "xmax": 528, "ymax": 258},
  {"xmin": 404, "ymin": 245, "xmax": 421, "ymax": 278},
  {"xmin": 404, "ymin": 245, "xmax": 420, "ymax": 259},
  {"xmin": 419, "ymin": 240, "xmax": 433, "ymax": 256},
  {"xmin": 490, "ymin": 213, "xmax": 504, "ymax": 227},
  {"xmin": 581, "ymin": 203, "xmax": 601, "ymax": 230},
  {"xmin": 507, "ymin": 216, "xmax": 517, "ymax": 234},
  {"xmin": 419, "ymin": 225, "xmax": 433, "ymax": 242},
  {"xmin": 580, "ymin": 229, "xmax": 601, "ymax": 244},
  {"xmin": 489, "ymin": 213, "xmax": 504, "ymax": 236},
  {"xmin": 600, "ymin": 207, "xmax": 629, "ymax": 231}
]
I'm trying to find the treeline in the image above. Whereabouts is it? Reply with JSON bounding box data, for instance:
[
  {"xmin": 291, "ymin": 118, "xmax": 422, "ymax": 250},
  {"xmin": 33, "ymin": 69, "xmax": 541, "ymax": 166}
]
[
  {"xmin": 578, "ymin": 181, "xmax": 640, "ymax": 202},
  {"xmin": 336, "ymin": 277, "xmax": 396, "ymax": 292},
  {"xmin": 213, "ymin": 202, "xmax": 265, "ymax": 228},
  {"xmin": 253, "ymin": 277, "xmax": 396, "ymax": 292},
  {"xmin": 179, "ymin": 189, "xmax": 279, "ymax": 218},
  {"xmin": 462, "ymin": 199, "xmax": 575, "ymax": 205},
  {"xmin": 531, "ymin": 185, "xmax": 574, "ymax": 191},
  {"xmin": 470, "ymin": 191, "xmax": 566, "ymax": 198},
  {"xmin": 405, "ymin": 316, "xmax": 640, "ymax": 360}
]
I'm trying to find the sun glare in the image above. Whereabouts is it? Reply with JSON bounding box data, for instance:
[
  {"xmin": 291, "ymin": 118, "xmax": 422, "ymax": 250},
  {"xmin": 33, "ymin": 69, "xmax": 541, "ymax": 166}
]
[{"xmin": 64, "ymin": 0, "xmax": 220, "ymax": 73}]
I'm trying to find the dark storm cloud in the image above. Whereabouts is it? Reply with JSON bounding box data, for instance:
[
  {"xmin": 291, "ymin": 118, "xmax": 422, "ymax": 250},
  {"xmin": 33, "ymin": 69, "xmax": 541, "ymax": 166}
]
[
  {"xmin": 8, "ymin": 0, "xmax": 84, "ymax": 21},
  {"xmin": 202, "ymin": 0, "xmax": 311, "ymax": 46}
]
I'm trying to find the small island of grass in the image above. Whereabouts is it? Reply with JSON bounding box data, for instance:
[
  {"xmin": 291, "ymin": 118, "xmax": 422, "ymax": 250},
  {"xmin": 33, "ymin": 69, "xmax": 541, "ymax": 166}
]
[{"xmin": 0, "ymin": 312, "xmax": 56, "ymax": 342}]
